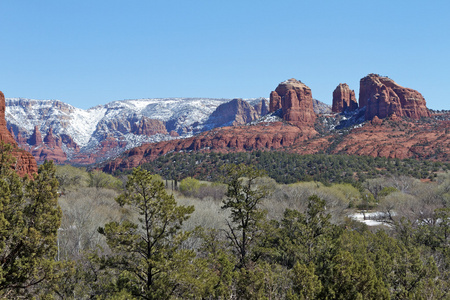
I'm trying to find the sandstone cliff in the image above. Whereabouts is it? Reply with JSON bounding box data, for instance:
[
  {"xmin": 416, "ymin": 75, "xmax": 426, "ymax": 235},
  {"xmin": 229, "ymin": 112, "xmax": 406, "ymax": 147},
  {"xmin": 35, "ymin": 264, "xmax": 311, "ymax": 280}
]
[
  {"xmin": 103, "ymin": 121, "xmax": 318, "ymax": 173},
  {"xmin": 0, "ymin": 91, "xmax": 37, "ymax": 176},
  {"xmin": 332, "ymin": 83, "xmax": 358, "ymax": 113},
  {"xmin": 269, "ymin": 79, "xmax": 316, "ymax": 127},
  {"xmin": 359, "ymin": 74, "xmax": 431, "ymax": 120}
]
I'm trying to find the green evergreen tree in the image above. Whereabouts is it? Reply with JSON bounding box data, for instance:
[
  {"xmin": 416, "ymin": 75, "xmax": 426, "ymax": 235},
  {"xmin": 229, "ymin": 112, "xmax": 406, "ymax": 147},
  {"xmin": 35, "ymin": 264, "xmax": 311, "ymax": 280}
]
[
  {"xmin": 99, "ymin": 167, "xmax": 195, "ymax": 299},
  {"xmin": 0, "ymin": 143, "xmax": 62, "ymax": 298},
  {"xmin": 221, "ymin": 164, "xmax": 270, "ymax": 269}
]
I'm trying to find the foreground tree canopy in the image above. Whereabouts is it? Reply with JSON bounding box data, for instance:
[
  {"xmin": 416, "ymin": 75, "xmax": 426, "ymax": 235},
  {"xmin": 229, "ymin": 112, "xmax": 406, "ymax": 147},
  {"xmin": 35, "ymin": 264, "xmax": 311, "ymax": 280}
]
[
  {"xmin": 0, "ymin": 143, "xmax": 62, "ymax": 298},
  {"xmin": 2, "ymin": 147, "xmax": 450, "ymax": 298},
  {"xmin": 99, "ymin": 167, "xmax": 196, "ymax": 299}
]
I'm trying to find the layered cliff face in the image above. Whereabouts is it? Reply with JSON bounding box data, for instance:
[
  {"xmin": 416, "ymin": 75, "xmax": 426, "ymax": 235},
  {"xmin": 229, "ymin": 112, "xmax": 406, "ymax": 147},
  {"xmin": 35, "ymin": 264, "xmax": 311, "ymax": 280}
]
[
  {"xmin": 204, "ymin": 99, "xmax": 268, "ymax": 128},
  {"xmin": 359, "ymin": 74, "xmax": 431, "ymax": 120},
  {"xmin": 103, "ymin": 121, "xmax": 318, "ymax": 173},
  {"xmin": 269, "ymin": 79, "xmax": 316, "ymax": 127},
  {"xmin": 0, "ymin": 91, "xmax": 37, "ymax": 176},
  {"xmin": 16, "ymin": 125, "xmax": 74, "ymax": 163},
  {"xmin": 332, "ymin": 83, "xmax": 358, "ymax": 113}
]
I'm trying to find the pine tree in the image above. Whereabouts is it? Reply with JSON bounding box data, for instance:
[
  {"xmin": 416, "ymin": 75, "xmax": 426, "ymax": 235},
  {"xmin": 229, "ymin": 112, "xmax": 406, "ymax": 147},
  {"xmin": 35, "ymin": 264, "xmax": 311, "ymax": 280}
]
[
  {"xmin": 221, "ymin": 163, "xmax": 270, "ymax": 269},
  {"xmin": 99, "ymin": 167, "xmax": 195, "ymax": 299}
]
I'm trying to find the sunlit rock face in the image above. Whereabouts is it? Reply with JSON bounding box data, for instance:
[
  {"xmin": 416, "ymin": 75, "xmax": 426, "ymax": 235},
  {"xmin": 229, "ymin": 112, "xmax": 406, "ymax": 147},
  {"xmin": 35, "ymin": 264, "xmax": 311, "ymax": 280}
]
[
  {"xmin": 0, "ymin": 91, "xmax": 38, "ymax": 176},
  {"xmin": 359, "ymin": 74, "xmax": 430, "ymax": 120},
  {"xmin": 332, "ymin": 83, "xmax": 358, "ymax": 113},
  {"xmin": 269, "ymin": 78, "xmax": 316, "ymax": 127}
]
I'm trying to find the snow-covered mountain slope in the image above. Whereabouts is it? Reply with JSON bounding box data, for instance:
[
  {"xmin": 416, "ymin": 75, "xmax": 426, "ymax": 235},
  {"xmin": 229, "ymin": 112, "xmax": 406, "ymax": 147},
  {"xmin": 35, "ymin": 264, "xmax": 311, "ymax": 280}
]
[
  {"xmin": 5, "ymin": 97, "xmax": 275, "ymax": 164},
  {"xmin": 6, "ymin": 98, "xmax": 235, "ymax": 147}
]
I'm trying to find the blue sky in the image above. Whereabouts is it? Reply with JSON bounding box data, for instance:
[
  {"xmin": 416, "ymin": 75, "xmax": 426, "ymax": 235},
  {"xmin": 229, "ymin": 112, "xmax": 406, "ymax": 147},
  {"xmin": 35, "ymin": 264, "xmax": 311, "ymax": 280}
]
[{"xmin": 1, "ymin": 0, "xmax": 449, "ymax": 110}]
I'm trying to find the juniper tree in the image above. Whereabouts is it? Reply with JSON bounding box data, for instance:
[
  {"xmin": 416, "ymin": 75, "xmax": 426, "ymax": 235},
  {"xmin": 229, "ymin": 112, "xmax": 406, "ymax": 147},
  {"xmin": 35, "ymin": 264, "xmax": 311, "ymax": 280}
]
[{"xmin": 0, "ymin": 143, "xmax": 62, "ymax": 298}]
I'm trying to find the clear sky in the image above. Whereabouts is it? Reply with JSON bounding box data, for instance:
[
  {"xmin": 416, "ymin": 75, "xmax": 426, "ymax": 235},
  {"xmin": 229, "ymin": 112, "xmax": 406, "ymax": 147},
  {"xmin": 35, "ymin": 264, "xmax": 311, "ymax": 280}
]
[{"xmin": 1, "ymin": 0, "xmax": 449, "ymax": 110}]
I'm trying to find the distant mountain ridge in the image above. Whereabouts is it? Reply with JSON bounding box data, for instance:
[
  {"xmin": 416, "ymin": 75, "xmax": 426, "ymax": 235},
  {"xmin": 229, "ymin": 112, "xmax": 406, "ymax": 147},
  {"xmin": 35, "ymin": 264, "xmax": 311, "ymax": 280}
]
[
  {"xmin": 10, "ymin": 73, "xmax": 434, "ymax": 171},
  {"xmin": 6, "ymin": 97, "xmax": 304, "ymax": 164}
]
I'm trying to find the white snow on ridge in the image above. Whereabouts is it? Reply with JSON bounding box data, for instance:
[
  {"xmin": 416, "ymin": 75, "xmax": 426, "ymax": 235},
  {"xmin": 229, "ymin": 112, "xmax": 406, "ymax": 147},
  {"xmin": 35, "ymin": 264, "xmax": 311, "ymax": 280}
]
[
  {"xmin": 68, "ymin": 107, "xmax": 107, "ymax": 146},
  {"xmin": 5, "ymin": 97, "xmax": 247, "ymax": 149},
  {"xmin": 4, "ymin": 97, "xmax": 271, "ymax": 157}
]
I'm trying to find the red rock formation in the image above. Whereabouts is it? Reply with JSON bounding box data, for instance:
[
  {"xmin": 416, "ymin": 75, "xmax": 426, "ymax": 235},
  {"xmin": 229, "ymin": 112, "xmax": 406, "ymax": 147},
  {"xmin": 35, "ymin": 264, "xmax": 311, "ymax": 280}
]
[
  {"xmin": 0, "ymin": 92, "xmax": 17, "ymax": 145},
  {"xmin": 71, "ymin": 136, "xmax": 128, "ymax": 165},
  {"xmin": 103, "ymin": 110, "xmax": 450, "ymax": 173},
  {"xmin": 60, "ymin": 134, "xmax": 80, "ymax": 152},
  {"xmin": 0, "ymin": 91, "xmax": 37, "ymax": 176},
  {"xmin": 16, "ymin": 131, "xmax": 27, "ymax": 147},
  {"xmin": 28, "ymin": 125, "xmax": 43, "ymax": 146},
  {"xmin": 43, "ymin": 128, "xmax": 62, "ymax": 148},
  {"xmin": 269, "ymin": 91, "xmax": 282, "ymax": 112},
  {"xmin": 131, "ymin": 117, "xmax": 168, "ymax": 136},
  {"xmin": 332, "ymin": 83, "xmax": 358, "ymax": 113},
  {"xmin": 269, "ymin": 79, "xmax": 316, "ymax": 127},
  {"xmin": 359, "ymin": 74, "xmax": 431, "ymax": 120},
  {"xmin": 103, "ymin": 122, "xmax": 318, "ymax": 173}
]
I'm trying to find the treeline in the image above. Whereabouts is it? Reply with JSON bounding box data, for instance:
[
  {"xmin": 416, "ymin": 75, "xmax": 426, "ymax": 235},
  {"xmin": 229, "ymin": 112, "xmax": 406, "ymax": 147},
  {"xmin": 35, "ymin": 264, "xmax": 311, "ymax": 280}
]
[
  {"xmin": 2, "ymin": 142, "xmax": 450, "ymax": 299},
  {"xmin": 137, "ymin": 151, "xmax": 449, "ymax": 184}
]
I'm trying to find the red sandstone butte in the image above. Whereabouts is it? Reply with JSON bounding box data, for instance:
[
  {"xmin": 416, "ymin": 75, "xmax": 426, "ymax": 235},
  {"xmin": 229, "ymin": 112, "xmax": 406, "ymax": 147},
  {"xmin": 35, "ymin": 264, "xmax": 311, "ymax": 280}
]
[
  {"xmin": 0, "ymin": 91, "xmax": 38, "ymax": 176},
  {"xmin": 332, "ymin": 83, "xmax": 358, "ymax": 113},
  {"xmin": 269, "ymin": 79, "xmax": 316, "ymax": 127},
  {"xmin": 359, "ymin": 74, "xmax": 431, "ymax": 120}
]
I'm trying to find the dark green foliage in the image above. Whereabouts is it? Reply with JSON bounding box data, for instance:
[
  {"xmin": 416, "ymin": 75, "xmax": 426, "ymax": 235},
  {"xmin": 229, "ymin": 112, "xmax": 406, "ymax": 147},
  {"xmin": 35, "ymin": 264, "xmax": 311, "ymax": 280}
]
[
  {"xmin": 19, "ymin": 158, "xmax": 450, "ymax": 298},
  {"xmin": 221, "ymin": 164, "xmax": 270, "ymax": 269},
  {"xmin": 275, "ymin": 195, "xmax": 341, "ymax": 268},
  {"xmin": 99, "ymin": 167, "xmax": 197, "ymax": 299},
  {"xmin": 0, "ymin": 143, "xmax": 63, "ymax": 298},
  {"xmin": 139, "ymin": 151, "xmax": 449, "ymax": 185}
]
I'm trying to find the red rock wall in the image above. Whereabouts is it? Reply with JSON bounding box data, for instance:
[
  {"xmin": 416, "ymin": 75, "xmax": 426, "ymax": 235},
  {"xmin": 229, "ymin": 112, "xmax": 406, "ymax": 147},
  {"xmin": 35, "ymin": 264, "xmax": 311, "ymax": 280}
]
[
  {"xmin": 0, "ymin": 91, "xmax": 38, "ymax": 176},
  {"xmin": 0, "ymin": 91, "xmax": 17, "ymax": 145},
  {"xmin": 359, "ymin": 74, "xmax": 430, "ymax": 120},
  {"xmin": 103, "ymin": 122, "xmax": 317, "ymax": 173},
  {"xmin": 332, "ymin": 83, "xmax": 358, "ymax": 113},
  {"xmin": 269, "ymin": 79, "xmax": 316, "ymax": 127}
]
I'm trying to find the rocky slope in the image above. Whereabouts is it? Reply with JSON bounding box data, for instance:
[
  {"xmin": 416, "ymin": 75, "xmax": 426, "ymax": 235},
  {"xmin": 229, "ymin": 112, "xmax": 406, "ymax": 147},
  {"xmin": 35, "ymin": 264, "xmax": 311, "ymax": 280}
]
[
  {"xmin": 104, "ymin": 112, "xmax": 450, "ymax": 173},
  {"xmin": 203, "ymin": 98, "xmax": 269, "ymax": 129},
  {"xmin": 103, "ymin": 121, "xmax": 318, "ymax": 173},
  {"xmin": 6, "ymin": 97, "xmax": 271, "ymax": 164},
  {"xmin": 0, "ymin": 91, "xmax": 37, "ymax": 176}
]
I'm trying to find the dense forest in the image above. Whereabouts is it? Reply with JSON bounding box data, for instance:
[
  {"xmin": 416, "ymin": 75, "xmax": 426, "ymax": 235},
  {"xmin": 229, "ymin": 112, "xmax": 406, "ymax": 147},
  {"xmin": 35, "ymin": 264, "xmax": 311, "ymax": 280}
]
[
  {"xmin": 137, "ymin": 151, "xmax": 450, "ymax": 184},
  {"xmin": 1, "ymin": 144, "xmax": 450, "ymax": 299}
]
